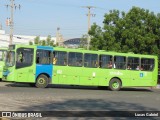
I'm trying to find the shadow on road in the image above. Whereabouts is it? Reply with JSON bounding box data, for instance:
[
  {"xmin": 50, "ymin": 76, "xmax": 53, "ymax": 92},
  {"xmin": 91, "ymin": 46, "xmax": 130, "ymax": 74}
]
[
  {"xmin": 20, "ymin": 99, "xmax": 158, "ymax": 119},
  {"xmin": 4, "ymin": 82, "xmax": 154, "ymax": 92}
]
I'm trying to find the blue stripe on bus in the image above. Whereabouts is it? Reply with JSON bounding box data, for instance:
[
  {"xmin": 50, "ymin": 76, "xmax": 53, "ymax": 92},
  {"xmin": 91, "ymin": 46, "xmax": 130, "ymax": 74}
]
[
  {"xmin": 37, "ymin": 46, "xmax": 53, "ymax": 50},
  {"xmin": 36, "ymin": 64, "xmax": 53, "ymax": 80},
  {"xmin": 35, "ymin": 46, "xmax": 53, "ymax": 82},
  {"xmin": 3, "ymin": 70, "xmax": 10, "ymax": 76}
]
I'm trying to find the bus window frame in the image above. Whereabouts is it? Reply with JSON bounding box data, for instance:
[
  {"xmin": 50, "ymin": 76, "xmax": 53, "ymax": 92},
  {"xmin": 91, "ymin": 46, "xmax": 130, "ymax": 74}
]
[
  {"xmin": 36, "ymin": 49, "xmax": 52, "ymax": 65},
  {"xmin": 99, "ymin": 54, "xmax": 113, "ymax": 69},
  {"xmin": 84, "ymin": 53, "xmax": 99, "ymax": 68},
  {"xmin": 140, "ymin": 58, "xmax": 155, "ymax": 72},
  {"xmin": 53, "ymin": 51, "xmax": 67, "ymax": 66},
  {"xmin": 68, "ymin": 52, "xmax": 83, "ymax": 67},
  {"xmin": 114, "ymin": 55, "xmax": 127, "ymax": 70},
  {"xmin": 16, "ymin": 48, "xmax": 34, "ymax": 69},
  {"xmin": 127, "ymin": 56, "xmax": 140, "ymax": 71}
]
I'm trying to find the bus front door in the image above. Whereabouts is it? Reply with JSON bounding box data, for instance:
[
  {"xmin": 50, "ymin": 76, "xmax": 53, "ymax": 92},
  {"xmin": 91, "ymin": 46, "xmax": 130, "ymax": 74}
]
[{"xmin": 15, "ymin": 48, "xmax": 35, "ymax": 83}]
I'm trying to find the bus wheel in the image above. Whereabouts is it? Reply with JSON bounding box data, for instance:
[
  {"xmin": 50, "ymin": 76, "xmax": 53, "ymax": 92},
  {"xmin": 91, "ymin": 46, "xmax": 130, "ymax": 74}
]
[
  {"xmin": 109, "ymin": 78, "xmax": 121, "ymax": 91},
  {"xmin": 35, "ymin": 75, "xmax": 49, "ymax": 88}
]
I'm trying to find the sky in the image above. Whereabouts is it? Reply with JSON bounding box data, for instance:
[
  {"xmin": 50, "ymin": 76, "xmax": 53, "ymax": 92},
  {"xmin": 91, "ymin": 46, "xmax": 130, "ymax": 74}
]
[{"xmin": 0, "ymin": 0, "xmax": 160, "ymax": 38}]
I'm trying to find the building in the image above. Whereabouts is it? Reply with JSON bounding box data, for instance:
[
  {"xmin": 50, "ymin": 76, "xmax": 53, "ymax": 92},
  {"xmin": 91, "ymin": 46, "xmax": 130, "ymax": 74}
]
[
  {"xmin": 63, "ymin": 38, "xmax": 81, "ymax": 48},
  {"xmin": 0, "ymin": 30, "xmax": 56, "ymax": 47}
]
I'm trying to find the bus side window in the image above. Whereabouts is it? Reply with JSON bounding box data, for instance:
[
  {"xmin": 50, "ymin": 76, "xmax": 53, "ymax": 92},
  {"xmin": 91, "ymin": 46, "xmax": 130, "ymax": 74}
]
[
  {"xmin": 114, "ymin": 56, "xmax": 126, "ymax": 69},
  {"xmin": 53, "ymin": 57, "xmax": 57, "ymax": 65},
  {"xmin": 53, "ymin": 51, "xmax": 67, "ymax": 66},
  {"xmin": 84, "ymin": 53, "xmax": 98, "ymax": 68},
  {"xmin": 127, "ymin": 57, "xmax": 139, "ymax": 70},
  {"xmin": 84, "ymin": 62, "xmax": 88, "ymax": 67},
  {"xmin": 127, "ymin": 65, "xmax": 132, "ymax": 70},
  {"xmin": 141, "ymin": 58, "xmax": 154, "ymax": 71},
  {"xmin": 99, "ymin": 55, "xmax": 112, "ymax": 69},
  {"xmin": 68, "ymin": 52, "xmax": 83, "ymax": 67},
  {"xmin": 95, "ymin": 61, "xmax": 98, "ymax": 67},
  {"xmin": 53, "ymin": 51, "xmax": 58, "ymax": 65},
  {"xmin": 18, "ymin": 52, "xmax": 24, "ymax": 63},
  {"xmin": 36, "ymin": 50, "xmax": 51, "ymax": 64}
]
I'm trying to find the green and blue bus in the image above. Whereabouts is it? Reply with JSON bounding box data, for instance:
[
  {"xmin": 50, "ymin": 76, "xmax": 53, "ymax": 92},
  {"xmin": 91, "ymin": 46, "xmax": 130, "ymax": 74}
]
[
  {"xmin": 3, "ymin": 44, "xmax": 158, "ymax": 91},
  {"xmin": 0, "ymin": 48, "xmax": 7, "ymax": 80}
]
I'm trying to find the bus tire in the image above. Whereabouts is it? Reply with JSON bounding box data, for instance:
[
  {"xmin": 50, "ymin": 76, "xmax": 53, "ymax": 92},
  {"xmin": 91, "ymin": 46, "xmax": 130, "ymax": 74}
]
[
  {"xmin": 109, "ymin": 78, "xmax": 121, "ymax": 91},
  {"xmin": 35, "ymin": 75, "xmax": 49, "ymax": 88}
]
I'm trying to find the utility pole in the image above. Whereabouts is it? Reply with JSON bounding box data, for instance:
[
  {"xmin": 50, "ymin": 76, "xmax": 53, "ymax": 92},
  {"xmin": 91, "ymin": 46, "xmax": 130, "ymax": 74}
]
[
  {"xmin": 5, "ymin": 0, "xmax": 21, "ymax": 45},
  {"xmin": 56, "ymin": 27, "xmax": 64, "ymax": 46},
  {"xmin": 82, "ymin": 6, "xmax": 96, "ymax": 50},
  {"xmin": 56, "ymin": 27, "xmax": 60, "ymax": 45}
]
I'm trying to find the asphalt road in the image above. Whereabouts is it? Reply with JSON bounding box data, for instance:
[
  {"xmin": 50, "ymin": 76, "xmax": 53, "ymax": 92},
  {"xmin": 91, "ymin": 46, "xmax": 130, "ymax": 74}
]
[
  {"xmin": 0, "ymin": 81, "xmax": 159, "ymax": 111},
  {"xmin": 0, "ymin": 82, "xmax": 160, "ymax": 120}
]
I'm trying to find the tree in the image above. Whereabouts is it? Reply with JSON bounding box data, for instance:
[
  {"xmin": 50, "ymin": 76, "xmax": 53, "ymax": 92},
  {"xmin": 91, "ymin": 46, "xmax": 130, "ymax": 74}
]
[
  {"xmin": 49, "ymin": 40, "xmax": 54, "ymax": 46},
  {"xmin": 89, "ymin": 7, "xmax": 160, "ymax": 56},
  {"xmin": 29, "ymin": 41, "xmax": 33, "ymax": 45},
  {"xmin": 79, "ymin": 34, "xmax": 88, "ymax": 49},
  {"xmin": 46, "ymin": 35, "xmax": 51, "ymax": 46},
  {"xmin": 103, "ymin": 9, "xmax": 122, "ymax": 52},
  {"xmin": 42, "ymin": 40, "xmax": 46, "ymax": 46},
  {"xmin": 30, "ymin": 35, "xmax": 57, "ymax": 47},
  {"xmin": 89, "ymin": 23, "xmax": 105, "ymax": 50},
  {"xmin": 34, "ymin": 36, "xmax": 40, "ymax": 45}
]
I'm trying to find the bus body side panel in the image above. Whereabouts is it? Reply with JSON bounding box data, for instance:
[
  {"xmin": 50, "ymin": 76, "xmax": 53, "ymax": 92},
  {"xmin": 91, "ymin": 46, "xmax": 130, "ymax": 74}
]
[
  {"xmin": 0, "ymin": 61, "xmax": 5, "ymax": 79},
  {"xmin": 3, "ymin": 48, "xmax": 16, "ymax": 82},
  {"xmin": 152, "ymin": 57, "xmax": 158, "ymax": 86},
  {"xmin": 35, "ymin": 64, "xmax": 53, "ymax": 81},
  {"xmin": 3, "ymin": 66, "xmax": 15, "ymax": 82},
  {"xmin": 0, "ymin": 49, "xmax": 7, "ymax": 79}
]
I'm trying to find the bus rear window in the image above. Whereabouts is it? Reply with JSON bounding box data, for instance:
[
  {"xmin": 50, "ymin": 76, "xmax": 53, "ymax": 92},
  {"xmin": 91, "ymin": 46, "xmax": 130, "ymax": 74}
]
[{"xmin": 141, "ymin": 58, "xmax": 154, "ymax": 71}]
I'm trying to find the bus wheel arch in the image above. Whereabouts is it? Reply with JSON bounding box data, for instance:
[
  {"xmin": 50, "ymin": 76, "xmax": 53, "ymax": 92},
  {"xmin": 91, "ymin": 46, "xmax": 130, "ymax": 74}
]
[
  {"xmin": 35, "ymin": 73, "xmax": 50, "ymax": 88},
  {"xmin": 109, "ymin": 77, "xmax": 122, "ymax": 91}
]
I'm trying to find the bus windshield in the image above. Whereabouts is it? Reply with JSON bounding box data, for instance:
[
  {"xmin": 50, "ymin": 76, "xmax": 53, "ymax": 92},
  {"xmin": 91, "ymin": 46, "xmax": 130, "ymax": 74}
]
[
  {"xmin": 0, "ymin": 50, "xmax": 7, "ymax": 61},
  {"xmin": 5, "ymin": 51, "xmax": 15, "ymax": 67}
]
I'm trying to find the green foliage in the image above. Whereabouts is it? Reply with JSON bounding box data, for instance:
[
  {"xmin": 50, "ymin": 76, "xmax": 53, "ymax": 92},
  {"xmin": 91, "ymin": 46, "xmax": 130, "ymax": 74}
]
[
  {"xmin": 29, "ymin": 41, "xmax": 33, "ymax": 45},
  {"xmin": 89, "ymin": 23, "xmax": 105, "ymax": 50},
  {"xmin": 30, "ymin": 35, "xmax": 56, "ymax": 47},
  {"xmin": 34, "ymin": 36, "xmax": 40, "ymax": 45},
  {"xmin": 46, "ymin": 35, "xmax": 51, "ymax": 46},
  {"xmin": 89, "ymin": 7, "xmax": 160, "ymax": 57},
  {"xmin": 49, "ymin": 40, "xmax": 54, "ymax": 46},
  {"xmin": 79, "ymin": 34, "xmax": 88, "ymax": 49},
  {"xmin": 42, "ymin": 40, "xmax": 46, "ymax": 46}
]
